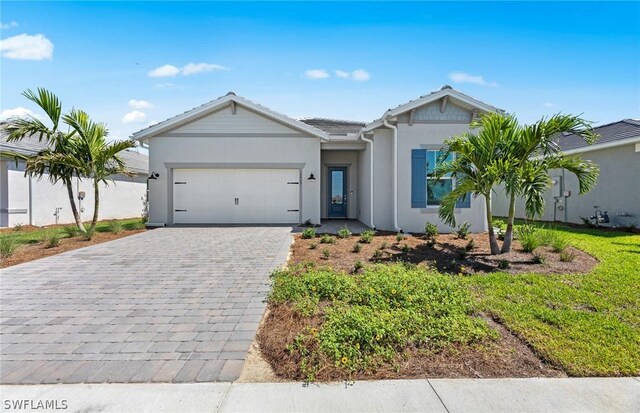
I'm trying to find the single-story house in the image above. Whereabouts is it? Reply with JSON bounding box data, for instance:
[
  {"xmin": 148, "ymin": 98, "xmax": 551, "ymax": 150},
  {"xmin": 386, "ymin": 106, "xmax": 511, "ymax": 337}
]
[
  {"xmin": 492, "ymin": 119, "xmax": 640, "ymax": 227},
  {"xmin": 133, "ymin": 86, "xmax": 503, "ymax": 233},
  {"xmin": 0, "ymin": 134, "xmax": 149, "ymax": 227}
]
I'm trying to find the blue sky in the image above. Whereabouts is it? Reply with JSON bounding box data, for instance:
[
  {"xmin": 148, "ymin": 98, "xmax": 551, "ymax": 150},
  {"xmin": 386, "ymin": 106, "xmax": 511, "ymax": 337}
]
[{"xmin": 1, "ymin": 1, "xmax": 639, "ymax": 141}]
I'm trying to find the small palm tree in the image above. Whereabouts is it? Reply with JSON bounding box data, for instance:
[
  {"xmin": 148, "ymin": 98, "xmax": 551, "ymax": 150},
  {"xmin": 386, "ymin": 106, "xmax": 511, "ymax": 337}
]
[
  {"xmin": 1, "ymin": 89, "xmax": 87, "ymax": 233},
  {"xmin": 499, "ymin": 114, "xmax": 599, "ymax": 253},
  {"xmin": 437, "ymin": 113, "xmax": 520, "ymax": 255}
]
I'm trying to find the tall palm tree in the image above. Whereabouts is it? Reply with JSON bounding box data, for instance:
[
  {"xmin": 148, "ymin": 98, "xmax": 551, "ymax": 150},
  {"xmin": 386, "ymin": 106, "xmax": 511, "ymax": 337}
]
[
  {"xmin": 437, "ymin": 113, "xmax": 520, "ymax": 255},
  {"xmin": 499, "ymin": 115, "xmax": 599, "ymax": 253},
  {"xmin": 1, "ymin": 89, "xmax": 87, "ymax": 233}
]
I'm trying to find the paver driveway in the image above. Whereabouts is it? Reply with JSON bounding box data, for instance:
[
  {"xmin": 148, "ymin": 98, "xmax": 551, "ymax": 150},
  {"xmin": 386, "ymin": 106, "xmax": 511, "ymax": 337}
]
[{"xmin": 0, "ymin": 226, "xmax": 293, "ymax": 384}]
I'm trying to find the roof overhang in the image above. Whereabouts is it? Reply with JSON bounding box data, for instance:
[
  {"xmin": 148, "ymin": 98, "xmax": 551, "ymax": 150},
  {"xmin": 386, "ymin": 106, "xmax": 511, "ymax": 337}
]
[{"xmin": 132, "ymin": 93, "xmax": 330, "ymax": 142}]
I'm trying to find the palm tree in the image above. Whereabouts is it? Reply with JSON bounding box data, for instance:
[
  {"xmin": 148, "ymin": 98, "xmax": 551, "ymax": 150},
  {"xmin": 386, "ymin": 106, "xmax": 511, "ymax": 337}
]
[
  {"xmin": 1, "ymin": 89, "xmax": 87, "ymax": 233},
  {"xmin": 59, "ymin": 109, "xmax": 136, "ymax": 234},
  {"xmin": 437, "ymin": 113, "xmax": 520, "ymax": 255},
  {"xmin": 499, "ymin": 115, "xmax": 599, "ymax": 253}
]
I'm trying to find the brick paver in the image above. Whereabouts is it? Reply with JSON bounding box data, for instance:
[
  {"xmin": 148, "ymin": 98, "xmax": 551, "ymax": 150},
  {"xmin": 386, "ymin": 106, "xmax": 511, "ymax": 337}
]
[{"xmin": 0, "ymin": 226, "xmax": 292, "ymax": 384}]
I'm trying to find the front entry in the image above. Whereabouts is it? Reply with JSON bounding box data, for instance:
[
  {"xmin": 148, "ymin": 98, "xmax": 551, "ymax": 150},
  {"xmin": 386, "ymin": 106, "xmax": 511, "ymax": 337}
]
[{"xmin": 328, "ymin": 167, "xmax": 347, "ymax": 218}]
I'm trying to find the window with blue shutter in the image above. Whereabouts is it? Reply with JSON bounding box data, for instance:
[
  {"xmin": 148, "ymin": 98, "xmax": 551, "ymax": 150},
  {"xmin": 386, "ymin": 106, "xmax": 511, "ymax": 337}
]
[
  {"xmin": 411, "ymin": 149, "xmax": 426, "ymax": 208},
  {"xmin": 455, "ymin": 192, "xmax": 471, "ymax": 208}
]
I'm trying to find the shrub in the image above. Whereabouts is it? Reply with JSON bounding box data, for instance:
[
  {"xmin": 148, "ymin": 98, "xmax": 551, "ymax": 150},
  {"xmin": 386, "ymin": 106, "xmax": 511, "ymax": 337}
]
[
  {"xmin": 360, "ymin": 230, "xmax": 375, "ymax": 244},
  {"xmin": 353, "ymin": 260, "xmax": 364, "ymax": 273},
  {"xmin": 337, "ymin": 227, "xmax": 352, "ymax": 239},
  {"xmin": 123, "ymin": 219, "xmax": 146, "ymax": 230},
  {"xmin": 372, "ymin": 249, "xmax": 383, "ymax": 260},
  {"xmin": 560, "ymin": 250, "xmax": 576, "ymax": 262},
  {"xmin": 459, "ymin": 249, "xmax": 468, "ymax": 259},
  {"xmin": 395, "ymin": 233, "xmax": 406, "ymax": 243},
  {"xmin": 551, "ymin": 236, "xmax": 570, "ymax": 253},
  {"xmin": 309, "ymin": 242, "xmax": 318, "ymax": 250},
  {"xmin": 465, "ymin": 239, "xmax": 476, "ymax": 251},
  {"xmin": 62, "ymin": 226, "xmax": 79, "ymax": 237},
  {"xmin": 380, "ymin": 242, "xmax": 389, "ymax": 250},
  {"xmin": 13, "ymin": 223, "xmax": 23, "ymax": 232},
  {"xmin": 424, "ymin": 222, "xmax": 438, "ymax": 241},
  {"xmin": 456, "ymin": 221, "xmax": 471, "ymax": 239},
  {"xmin": 108, "ymin": 220, "xmax": 123, "ymax": 234},
  {"xmin": 301, "ymin": 228, "xmax": 316, "ymax": 239},
  {"xmin": 532, "ymin": 253, "xmax": 546, "ymax": 264},
  {"xmin": 322, "ymin": 248, "xmax": 330, "ymax": 259},
  {"xmin": 352, "ymin": 243, "xmax": 361, "ymax": 253},
  {"xmin": 516, "ymin": 225, "xmax": 542, "ymax": 252},
  {"xmin": 83, "ymin": 228, "xmax": 95, "ymax": 241},
  {"xmin": 498, "ymin": 260, "xmax": 510, "ymax": 270},
  {"xmin": 401, "ymin": 244, "xmax": 411, "ymax": 254},
  {"xmin": 0, "ymin": 236, "xmax": 19, "ymax": 258},
  {"xmin": 42, "ymin": 231, "xmax": 61, "ymax": 248},
  {"xmin": 320, "ymin": 235, "xmax": 336, "ymax": 244}
]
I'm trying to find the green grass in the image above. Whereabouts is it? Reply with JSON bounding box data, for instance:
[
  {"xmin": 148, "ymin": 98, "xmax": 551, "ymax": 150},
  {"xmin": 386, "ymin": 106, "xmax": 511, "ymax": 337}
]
[
  {"xmin": 467, "ymin": 222, "xmax": 640, "ymax": 376},
  {"xmin": 0, "ymin": 218, "xmax": 144, "ymax": 247}
]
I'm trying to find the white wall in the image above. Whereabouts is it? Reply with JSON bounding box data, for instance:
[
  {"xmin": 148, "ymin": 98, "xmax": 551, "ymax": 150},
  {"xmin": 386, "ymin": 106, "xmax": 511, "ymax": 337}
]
[
  {"xmin": 320, "ymin": 150, "xmax": 359, "ymax": 219},
  {"xmin": 1, "ymin": 160, "xmax": 147, "ymax": 228},
  {"xmin": 371, "ymin": 128, "xmax": 394, "ymax": 231},
  {"xmin": 357, "ymin": 144, "xmax": 372, "ymax": 227}
]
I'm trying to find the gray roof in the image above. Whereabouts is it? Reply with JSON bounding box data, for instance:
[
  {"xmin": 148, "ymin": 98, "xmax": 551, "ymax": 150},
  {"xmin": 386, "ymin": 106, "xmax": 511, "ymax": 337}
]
[
  {"xmin": 0, "ymin": 133, "xmax": 148, "ymax": 174},
  {"xmin": 298, "ymin": 118, "xmax": 366, "ymax": 135},
  {"xmin": 558, "ymin": 119, "xmax": 640, "ymax": 151}
]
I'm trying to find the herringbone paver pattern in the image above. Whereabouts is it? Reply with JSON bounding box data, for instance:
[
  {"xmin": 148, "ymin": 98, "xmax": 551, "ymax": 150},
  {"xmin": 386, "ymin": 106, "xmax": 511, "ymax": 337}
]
[{"xmin": 0, "ymin": 226, "xmax": 292, "ymax": 384}]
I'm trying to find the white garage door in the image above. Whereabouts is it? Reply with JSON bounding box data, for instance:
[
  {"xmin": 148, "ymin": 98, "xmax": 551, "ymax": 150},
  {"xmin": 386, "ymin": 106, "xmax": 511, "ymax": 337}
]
[{"xmin": 173, "ymin": 168, "xmax": 300, "ymax": 224}]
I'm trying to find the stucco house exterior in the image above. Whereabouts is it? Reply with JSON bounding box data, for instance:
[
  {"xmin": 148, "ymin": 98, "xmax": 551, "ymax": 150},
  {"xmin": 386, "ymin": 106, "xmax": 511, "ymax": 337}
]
[
  {"xmin": 0, "ymin": 135, "xmax": 148, "ymax": 227},
  {"xmin": 493, "ymin": 119, "xmax": 640, "ymax": 227},
  {"xmin": 133, "ymin": 86, "xmax": 503, "ymax": 233}
]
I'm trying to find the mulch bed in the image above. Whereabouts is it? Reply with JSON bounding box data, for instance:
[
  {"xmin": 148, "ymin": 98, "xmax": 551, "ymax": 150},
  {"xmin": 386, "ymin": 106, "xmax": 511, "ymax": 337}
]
[
  {"xmin": 290, "ymin": 232, "xmax": 598, "ymax": 275},
  {"xmin": 1, "ymin": 230, "xmax": 145, "ymax": 268},
  {"xmin": 257, "ymin": 305, "xmax": 566, "ymax": 381}
]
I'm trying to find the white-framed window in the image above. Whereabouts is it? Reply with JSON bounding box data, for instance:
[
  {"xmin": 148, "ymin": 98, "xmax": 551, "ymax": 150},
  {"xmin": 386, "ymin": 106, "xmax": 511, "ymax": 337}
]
[{"xmin": 426, "ymin": 150, "xmax": 454, "ymax": 206}]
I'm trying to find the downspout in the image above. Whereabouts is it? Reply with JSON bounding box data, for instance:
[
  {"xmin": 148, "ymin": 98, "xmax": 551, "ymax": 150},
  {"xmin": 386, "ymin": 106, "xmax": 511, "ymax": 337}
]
[
  {"xmin": 28, "ymin": 175, "xmax": 33, "ymax": 226},
  {"xmin": 359, "ymin": 133, "xmax": 375, "ymax": 229},
  {"xmin": 382, "ymin": 117, "xmax": 401, "ymax": 232}
]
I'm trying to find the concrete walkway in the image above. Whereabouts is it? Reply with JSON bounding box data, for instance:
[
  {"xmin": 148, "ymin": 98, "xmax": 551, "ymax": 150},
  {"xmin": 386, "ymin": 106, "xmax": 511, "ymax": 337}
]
[
  {"xmin": 1, "ymin": 378, "xmax": 638, "ymax": 412},
  {"xmin": 0, "ymin": 227, "xmax": 293, "ymax": 384}
]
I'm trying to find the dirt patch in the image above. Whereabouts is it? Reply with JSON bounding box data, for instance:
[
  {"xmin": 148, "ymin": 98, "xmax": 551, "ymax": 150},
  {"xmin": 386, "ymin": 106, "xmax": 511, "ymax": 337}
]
[
  {"xmin": 257, "ymin": 304, "xmax": 565, "ymax": 381},
  {"xmin": 290, "ymin": 232, "xmax": 598, "ymax": 275},
  {"xmin": 1, "ymin": 230, "xmax": 145, "ymax": 268}
]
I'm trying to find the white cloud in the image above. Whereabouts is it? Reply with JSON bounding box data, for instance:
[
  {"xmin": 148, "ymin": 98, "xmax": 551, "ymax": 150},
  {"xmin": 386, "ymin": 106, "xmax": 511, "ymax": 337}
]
[
  {"xmin": 148, "ymin": 64, "xmax": 181, "ymax": 78},
  {"xmin": 351, "ymin": 69, "xmax": 371, "ymax": 82},
  {"xmin": 543, "ymin": 102, "xmax": 556, "ymax": 108},
  {"xmin": 0, "ymin": 33, "xmax": 53, "ymax": 60},
  {"xmin": 128, "ymin": 99, "xmax": 152, "ymax": 109},
  {"xmin": 304, "ymin": 69, "xmax": 330, "ymax": 80},
  {"xmin": 448, "ymin": 71, "xmax": 498, "ymax": 87},
  {"xmin": 0, "ymin": 107, "xmax": 38, "ymax": 121},
  {"xmin": 1, "ymin": 21, "xmax": 19, "ymax": 30},
  {"xmin": 121, "ymin": 110, "xmax": 147, "ymax": 124},
  {"xmin": 182, "ymin": 62, "xmax": 228, "ymax": 75},
  {"xmin": 335, "ymin": 70, "xmax": 350, "ymax": 79}
]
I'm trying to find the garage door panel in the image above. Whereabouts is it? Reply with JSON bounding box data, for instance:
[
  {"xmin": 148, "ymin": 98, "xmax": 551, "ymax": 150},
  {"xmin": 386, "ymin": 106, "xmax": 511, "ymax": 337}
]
[{"xmin": 173, "ymin": 168, "xmax": 300, "ymax": 224}]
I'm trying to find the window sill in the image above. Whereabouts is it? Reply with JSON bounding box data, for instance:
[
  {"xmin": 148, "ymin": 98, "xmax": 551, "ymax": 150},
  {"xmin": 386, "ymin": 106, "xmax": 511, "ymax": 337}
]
[{"xmin": 420, "ymin": 208, "xmax": 463, "ymax": 214}]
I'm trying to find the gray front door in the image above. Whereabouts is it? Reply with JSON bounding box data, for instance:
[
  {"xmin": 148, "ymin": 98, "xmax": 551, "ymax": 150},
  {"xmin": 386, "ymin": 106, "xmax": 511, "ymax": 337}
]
[{"xmin": 328, "ymin": 167, "xmax": 347, "ymax": 218}]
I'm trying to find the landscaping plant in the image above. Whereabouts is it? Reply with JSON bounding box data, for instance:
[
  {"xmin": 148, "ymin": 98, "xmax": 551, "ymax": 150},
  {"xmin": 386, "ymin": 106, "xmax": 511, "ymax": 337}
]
[
  {"xmin": 424, "ymin": 222, "xmax": 438, "ymax": 241},
  {"xmin": 0, "ymin": 236, "xmax": 19, "ymax": 258},
  {"xmin": 301, "ymin": 228, "xmax": 316, "ymax": 239},
  {"xmin": 516, "ymin": 224, "xmax": 542, "ymax": 252},
  {"xmin": 456, "ymin": 221, "xmax": 471, "ymax": 239},
  {"xmin": 320, "ymin": 235, "xmax": 336, "ymax": 244},
  {"xmin": 352, "ymin": 243, "xmax": 361, "ymax": 253},
  {"xmin": 108, "ymin": 220, "xmax": 123, "ymax": 234},
  {"xmin": 337, "ymin": 227, "xmax": 352, "ymax": 239},
  {"xmin": 359, "ymin": 230, "xmax": 375, "ymax": 244},
  {"xmin": 42, "ymin": 231, "xmax": 60, "ymax": 248}
]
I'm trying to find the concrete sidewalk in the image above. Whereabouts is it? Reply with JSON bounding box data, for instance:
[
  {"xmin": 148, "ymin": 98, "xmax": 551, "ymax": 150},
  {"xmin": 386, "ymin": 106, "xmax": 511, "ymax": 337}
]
[{"xmin": 1, "ymin": 378, "xmax": 638, "ymax": 412}]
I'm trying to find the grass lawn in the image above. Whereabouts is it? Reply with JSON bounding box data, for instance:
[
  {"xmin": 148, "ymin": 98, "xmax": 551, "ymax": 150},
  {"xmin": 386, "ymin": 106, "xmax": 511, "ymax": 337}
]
[{"xmin": 468, "ymin": 223, "xmax": 640, "ymax": 376}]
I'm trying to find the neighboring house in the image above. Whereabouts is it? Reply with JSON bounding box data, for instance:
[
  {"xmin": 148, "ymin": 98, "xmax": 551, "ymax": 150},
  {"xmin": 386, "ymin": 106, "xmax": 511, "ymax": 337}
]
[
  {"xmin": 492, "ymin": 119, "xmax": 640, "ymax": 227},
  {"xmin": 133, "ymin": 86, "xmax": 503, "ymax": 233},
  {"xmin": 0, "ymin": 134, "xmax": 148, "ymax": 227}
]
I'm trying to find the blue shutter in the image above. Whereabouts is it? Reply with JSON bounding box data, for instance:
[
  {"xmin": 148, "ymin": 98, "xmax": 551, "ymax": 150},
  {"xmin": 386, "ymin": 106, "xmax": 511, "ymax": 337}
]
[
  {"xmin": 456, "ymin": 192, "xmax": 471, "ymax": 208},
  {"xmin": 411, "ymin": 149, "xmax": 427, "ymax": 208}
]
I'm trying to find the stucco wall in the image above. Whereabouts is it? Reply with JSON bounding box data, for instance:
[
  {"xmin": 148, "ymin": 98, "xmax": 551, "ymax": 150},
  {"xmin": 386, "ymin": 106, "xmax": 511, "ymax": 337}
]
[
  {"xmin": 493, "ymin": 143, "xmax": 640, "ymax": 227},
  {"xmin": 371, "ymin": 128, "xmax": 394, "ymax": 231},
  {"xmin": 320, "ymin": 150, "xmax": 359, "ymax": 219},
  {"xmin": 357, "ymin": 145, "xmax": 372, "ymax": 227},
  {"xmin": 1, "ymin": 160, "xmax": 146, "ymax": 228}
]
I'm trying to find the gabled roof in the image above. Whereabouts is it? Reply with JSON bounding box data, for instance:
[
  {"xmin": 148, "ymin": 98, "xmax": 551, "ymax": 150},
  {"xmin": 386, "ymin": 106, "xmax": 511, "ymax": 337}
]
[
  {"xmin": 298, "ymin": 118, "xmax": 366, "ymax": 135},
  {"xmin": 132, "ymin": 92, "xmax": 330, "ymax": 141},
  {"xmin": 557, "ymin": 119, "xmax": 640, "ymax": 152},
  {"xmin": 362, "ymin": 85, "xmax": 504, "ymax": 132},
  {"xmin": 0, "ymin": 133, "xmax": 148, "ymax": 174}
]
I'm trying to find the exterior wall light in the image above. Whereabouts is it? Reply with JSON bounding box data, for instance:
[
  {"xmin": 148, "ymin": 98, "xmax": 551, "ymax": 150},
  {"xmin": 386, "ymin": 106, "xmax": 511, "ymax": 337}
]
[
  {"xmin": 308, "ymin": 173, "xmax": 316, "ymax": 180},
  {"xmin": 148, "ymin": 172, "xmax": 159, "ymax": 180}
]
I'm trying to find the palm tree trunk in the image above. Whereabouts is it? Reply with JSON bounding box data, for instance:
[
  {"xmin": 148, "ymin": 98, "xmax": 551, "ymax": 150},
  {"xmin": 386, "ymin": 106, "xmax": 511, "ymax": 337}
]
[
  {"xmin": 501, "ymin": 191, "xmax": 516, "ymax": 253},
  {"xmin": 64, "ymin": 177, "xmax": 86, "ymax": 233},
  {"xmin": 485, "ymin": 192, "xmax": 501, "ymax": 255},
  {"xmin": 89, "ymin": 179, "xmax": 100, "ymax": 233}
]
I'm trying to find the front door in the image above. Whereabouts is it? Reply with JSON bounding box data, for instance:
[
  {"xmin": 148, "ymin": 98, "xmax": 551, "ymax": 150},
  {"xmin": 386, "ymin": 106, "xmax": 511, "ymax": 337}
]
[{"xmin": 328, "ymin": 167, "xmax": 347, "ymax": 218}]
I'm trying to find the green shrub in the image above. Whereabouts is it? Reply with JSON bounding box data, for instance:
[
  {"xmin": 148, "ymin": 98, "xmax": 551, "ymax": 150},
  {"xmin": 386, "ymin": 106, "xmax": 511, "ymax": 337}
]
[
  {"xmin": 42, "ymin": 231, "xmax": 61, "ymax": 248},
  {"xmin": 532, "ymin": 253, "xmax": 546, "ymax": 264},
  {"xmin": 0, "ymin": 236, "xmax": 19, "ymax": 258},
  {"xmin": 353, "ymin": 260, "xmax": 364, "ymax": 273},
  {"xmin": 380, "ymin": 242, "xmax": 389, "ymax": 250},
  {"xmin": 465, "ymin": 239, "xmax": 476, "ymax": 251},
  {"xmin": 456, "ymin": 221, "xmax": 471, "ymax": 239},
  {"xmin": 551, "ymin": 236, "xmax": 570, "ymax": 253},
  {"xmin": 320, "ymin": 235, "xmax": 336, "ymax": 244},
  {"xmin": 123, "ymin": 219, "xmax": 145, "ymax": 230},
  {"xmin": 516, "ymin": 225, "xmax": 542, "ymax": 252},
  {"xmin": 498, "ymin": 260, "xmax": 510, "ymax": 270},
  {"xmin": 337, "ymin": 227, "xmax": 352, "ymax": 239},
  {"xmin": 309, "ymin": 242, "xmax": 318, "ymax": 250},
  {"xmin": 301, "ymin": 228, "xmax": 316, "ymax": 239},
  {"xmin": 108, "ymin": 220, "xmax": 123, "ymax": 234},
  {"xmin": 395, "ymin": 233, "xmax": 406, "ymax": 243},
  {"xmin": 62, "ymin": 226, "xmax": 79, "ymax": 237},
  {"xmin": 401, "ymin": 244, "xmax": 411, "ymax": 254},
  {"xmin": 560, "ymin": 250, "xmax": 576, "ymax": 262},
  {"xmin": 83, "ymin": 228, "xmax": 95, "ymax": 241},
  {"xmin": 424, "ymin": 222, "xmax": 438, "ymax": 240},
  {"xmin": 372, "ymin": 249, "xmax": 383, "ymax": 260},
  {"xmin": 359, "ymin": 230, "xmax": 375, "ymax": 244},
  {"xmin": 322, "ymin": 248, "xmax": 330, "ymax": 259},
  {"xmin": 13, "ymin": 223, "xmax": 23, "ymax": 232},
  {"xmin": 352, "ymin": 243, "xmax": 361, "ymax": 253}
]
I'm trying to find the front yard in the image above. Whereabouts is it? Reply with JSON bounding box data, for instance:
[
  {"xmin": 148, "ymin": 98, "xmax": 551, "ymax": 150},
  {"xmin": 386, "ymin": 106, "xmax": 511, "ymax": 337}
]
[{"xmin": 258, "ymin": 223, "xmax": 640, "ymax": 381}]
